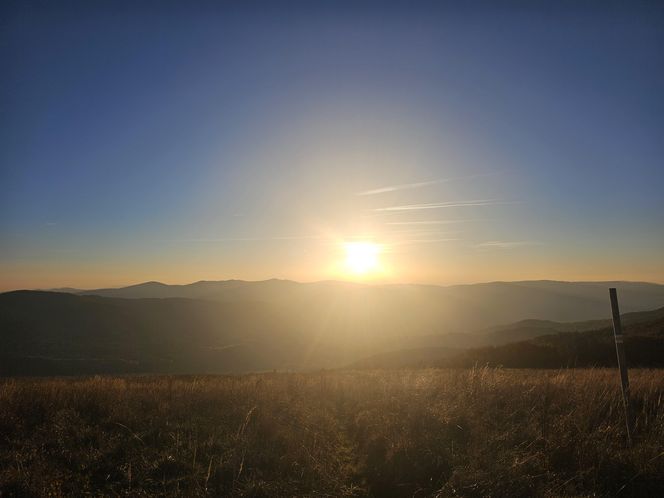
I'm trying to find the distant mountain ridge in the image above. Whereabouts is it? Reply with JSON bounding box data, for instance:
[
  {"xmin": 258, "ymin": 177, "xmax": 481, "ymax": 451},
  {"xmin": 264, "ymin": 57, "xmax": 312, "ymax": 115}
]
[
  {"xmin": 350, "ymin": 305, "xmax": 664, "ymax": 368},
  {"xmin": 352, "ymin": 310, "xmax": 664, "ymax": 370},
  {"xmin": 2, "ymin": 279, "xmax": 662, "ymax": 375},
  {"xmin": 49, "ymin": 279, "xmax": 664, "ymax": 333}
]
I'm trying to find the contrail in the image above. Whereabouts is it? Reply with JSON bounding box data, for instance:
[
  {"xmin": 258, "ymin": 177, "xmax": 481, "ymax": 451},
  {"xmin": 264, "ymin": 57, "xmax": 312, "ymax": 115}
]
[
  {"xmin": 357, "ymin": 180, "xmax": 444, "ymax": 196},
  {"xmin": 374, "ymin": 200, "xmax": 516, "ymax": 212},
  {"xmin": 385, "ymin": 220, "xmax": 473, "ymax": 225},
  {"xmin": 390, "ymin": 238, "xmax": 459, "ymax": 245},
  {"xmin": 357, "ymin": 173, "xmax": 500, "ymax": 196}
]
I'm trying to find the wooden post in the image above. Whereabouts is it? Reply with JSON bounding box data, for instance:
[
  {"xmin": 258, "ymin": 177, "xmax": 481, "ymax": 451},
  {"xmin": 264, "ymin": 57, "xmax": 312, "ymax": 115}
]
[{"xmin": 609, "ymin": 287, "xmax": 633, "ymax": 446}]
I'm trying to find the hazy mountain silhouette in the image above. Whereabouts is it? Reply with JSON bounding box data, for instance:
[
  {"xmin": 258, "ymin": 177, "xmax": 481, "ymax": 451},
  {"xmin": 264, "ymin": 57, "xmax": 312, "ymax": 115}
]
[
  {"xmin": 59, "ymin": 279, "xmax": 664, "ymax": 333},
  {"xmin": 447, "ymin": 312, "xmax": 664, "ymax": 368},
  {"xmin": 3, "ymin": 280, "xmax": 663, "ymax": 375},
  {"xmin": 0, "ymin": 291, "xmax": 311, "ymax": 375},
  {"xmin": 351, "ymin": 307, "xmax": 664, "ymax": 369}
]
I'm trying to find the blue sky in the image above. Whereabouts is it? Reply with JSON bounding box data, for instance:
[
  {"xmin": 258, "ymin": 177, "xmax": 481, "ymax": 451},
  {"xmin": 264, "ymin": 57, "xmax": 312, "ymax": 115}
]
[{"xmin": 1, "ymin": 1, "xmax": 663, "ymax": 289}]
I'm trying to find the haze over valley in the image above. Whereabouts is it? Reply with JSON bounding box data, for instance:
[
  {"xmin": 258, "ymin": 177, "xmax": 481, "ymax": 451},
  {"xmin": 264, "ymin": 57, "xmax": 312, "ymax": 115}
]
[{"xmin": 3, "ymin": 279, "xmax": 664, "ymax": 375}]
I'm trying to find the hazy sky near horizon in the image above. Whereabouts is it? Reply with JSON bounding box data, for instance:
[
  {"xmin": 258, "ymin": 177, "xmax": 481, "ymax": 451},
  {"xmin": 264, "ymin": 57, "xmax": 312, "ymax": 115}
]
[{"xmin": 2, "ymin": 0, "xmax": 663, "ymax": 290}]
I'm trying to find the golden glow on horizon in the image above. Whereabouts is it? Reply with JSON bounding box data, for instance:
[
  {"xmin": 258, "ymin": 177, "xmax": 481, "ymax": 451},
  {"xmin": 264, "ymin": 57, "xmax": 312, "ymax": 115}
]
[{"xmin": 343, "ymin": 242, "xmax": 382, "ymax": 276}]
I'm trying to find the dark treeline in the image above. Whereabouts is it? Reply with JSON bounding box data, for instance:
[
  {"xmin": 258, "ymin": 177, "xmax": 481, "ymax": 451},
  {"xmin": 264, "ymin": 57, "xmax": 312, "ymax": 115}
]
[
  {"xmin": 444, "ymin": 333, "xmax": 664, "ymax": 369},
  {"xmin": 354, "ymin": 316, "xmax": 664, "ymax": 370}
]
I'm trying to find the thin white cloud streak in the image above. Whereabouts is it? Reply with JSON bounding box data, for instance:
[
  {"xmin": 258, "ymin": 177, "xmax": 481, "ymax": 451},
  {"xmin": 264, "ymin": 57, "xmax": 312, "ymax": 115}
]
[
  {"xmin": 385, "ymin": 228, "xmax": 459, "ymax": 236},
  {"xmin": 357, "ymin": 173, "xmax": 500, "ymax": 196},
  {"xmin": 474, "ymin": 241, "xmax": 542, "ymax": 249},
  {"xmin": 357, "ymin": 180, "xmax": 444, "ymax": 196},
  {"xmin": 385, "ymin": 220, "xmax": 475, "ymax": 226},
  {"xmin": 374, "ymin": 200, "xmax": 518, "ymax": 212},
  {"xmin": 390, "ymin": 238, "xmax": 459, "ymax": 245}
]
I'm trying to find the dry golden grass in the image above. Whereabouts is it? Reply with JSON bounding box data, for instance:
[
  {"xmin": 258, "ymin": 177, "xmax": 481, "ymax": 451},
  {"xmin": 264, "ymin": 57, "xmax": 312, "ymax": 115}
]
[{"xmin": 1, "ymin": 368, "xmax": 664, "ymax": 497}]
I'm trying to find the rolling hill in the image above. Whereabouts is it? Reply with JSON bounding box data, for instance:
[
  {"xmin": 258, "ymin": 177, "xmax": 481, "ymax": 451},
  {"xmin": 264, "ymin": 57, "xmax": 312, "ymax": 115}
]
[
  {"xmin": 352, "ymin": 308, "xmax": 664, "ymax": 369},
  {"xmin": 57, "ymin": 279, "xmax": 664, "ymax": 333},
  {"xmin": 2, "ymin": 279, "xmax": 663, "ymax": 375}
]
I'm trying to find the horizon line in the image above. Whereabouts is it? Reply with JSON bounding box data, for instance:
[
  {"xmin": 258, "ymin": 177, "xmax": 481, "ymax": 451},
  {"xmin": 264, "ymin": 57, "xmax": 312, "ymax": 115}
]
[{"xmin": 5, "ymin": 277, "xmax": 664, "ymax": 294}]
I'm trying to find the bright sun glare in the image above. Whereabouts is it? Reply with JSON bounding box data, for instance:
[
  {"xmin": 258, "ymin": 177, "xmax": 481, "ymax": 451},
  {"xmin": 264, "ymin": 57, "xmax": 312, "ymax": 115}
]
[{"xmin": 344, "ymin": 242, "xmax": 382, "ymax": 275}]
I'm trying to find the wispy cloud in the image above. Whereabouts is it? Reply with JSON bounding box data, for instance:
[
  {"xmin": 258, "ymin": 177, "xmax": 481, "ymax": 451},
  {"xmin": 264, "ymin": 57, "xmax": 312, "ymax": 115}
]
[
  {"xmin": 385, "ymin": 228, "xmax": 459, "ymax": 236},
  {"xmin": 475, "ymin": 241, "xmax": 541, "ymax": 249},
  {"xmin": 392, "ymin": 238, "xmax": 459, "ymax": 245},
  {"xmin": 374, "ymin": 200, "xmax": 517, "ymax": 212},
  {"xmin": 357, "ymin": 180, "xmax": 444, "ymax": 196},
  {"xmin": 385, "ymin": 219, "xmax": 475, "ymax": 226},
  {"xmin": 357, "ymin": 173, "xmax": 500, "ymax": 196}
]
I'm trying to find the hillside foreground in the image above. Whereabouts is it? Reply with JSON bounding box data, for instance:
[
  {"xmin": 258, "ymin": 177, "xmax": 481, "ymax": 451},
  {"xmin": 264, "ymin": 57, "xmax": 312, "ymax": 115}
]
[{"xmin": 1, "ymin": 369, "xmax": 664, "ymax": 497}]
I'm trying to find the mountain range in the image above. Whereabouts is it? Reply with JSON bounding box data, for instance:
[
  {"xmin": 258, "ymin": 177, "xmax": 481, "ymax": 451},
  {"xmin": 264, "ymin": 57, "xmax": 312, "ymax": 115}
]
[
  {"xmin": 1, "ymin": 279, "xmax": 663, "ymax": 375},
  {"xmin": 351, "ymin": 306, "xmax": 664, "ymax": 369},
  {"xmin": 53, "ymin": 278, "xmax": 664, "ymax": 331}
]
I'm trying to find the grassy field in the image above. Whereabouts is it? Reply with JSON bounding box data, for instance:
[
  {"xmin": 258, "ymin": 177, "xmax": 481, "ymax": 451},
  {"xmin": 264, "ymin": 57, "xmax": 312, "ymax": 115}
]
[{"xmin": 1, "ymin": 369, "xmax": 663, "ymax": 497}]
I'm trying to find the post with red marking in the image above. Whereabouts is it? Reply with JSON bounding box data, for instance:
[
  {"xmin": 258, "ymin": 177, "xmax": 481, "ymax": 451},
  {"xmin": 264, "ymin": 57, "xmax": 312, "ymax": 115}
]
[{"xmin": 609, "ymin": 287, "xmax": 633, "ymax": 447}]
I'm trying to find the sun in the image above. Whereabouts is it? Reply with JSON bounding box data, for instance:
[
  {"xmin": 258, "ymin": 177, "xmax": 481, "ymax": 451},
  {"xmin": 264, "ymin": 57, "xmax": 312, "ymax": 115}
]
[{"xmin": 344, "ymin": 242, "xmax": 382, "ymax": 275}]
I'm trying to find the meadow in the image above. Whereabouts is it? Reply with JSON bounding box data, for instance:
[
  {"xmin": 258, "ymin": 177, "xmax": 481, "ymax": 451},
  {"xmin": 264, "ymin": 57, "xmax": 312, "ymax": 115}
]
[{"xmin": 1, "ymin": 369, "xmax": 664, "ymax": 497}]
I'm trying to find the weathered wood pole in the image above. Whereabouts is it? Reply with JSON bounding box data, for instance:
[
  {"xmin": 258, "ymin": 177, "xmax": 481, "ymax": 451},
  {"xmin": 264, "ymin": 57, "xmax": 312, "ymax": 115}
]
[{"xmin": 609, "ymin": 287, "xmax": 633, "ymax": 446}]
